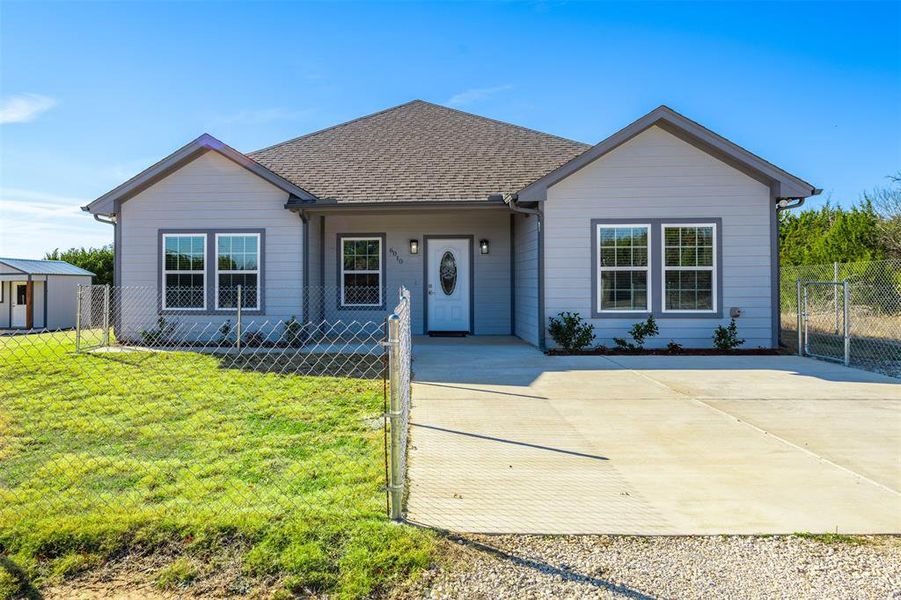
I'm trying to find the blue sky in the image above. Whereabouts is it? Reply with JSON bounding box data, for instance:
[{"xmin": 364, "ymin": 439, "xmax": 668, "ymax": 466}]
[{"xmin": 1, "ymin": 1, "xmax": 899, "ymax": 258}]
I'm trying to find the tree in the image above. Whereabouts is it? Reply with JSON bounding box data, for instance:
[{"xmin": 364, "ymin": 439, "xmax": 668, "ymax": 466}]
[
  {"xmin": 779, "ymin": 200, "xmax": 884, "ymax": 265},
  {"xmin": 44, "ymin": 245, "xmax": 114, "ymax": 286},
  {"xmin": 865, "ymin": 173, "xmax": 901, "ymax": 259}
]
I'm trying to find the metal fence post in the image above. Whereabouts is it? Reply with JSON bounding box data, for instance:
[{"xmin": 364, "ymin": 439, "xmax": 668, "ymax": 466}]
[
  {"xmin": 75, "ymin": 285, "xmax": 82, "ymax": 354},
  {"xmin": 833, "ymin": 261, "xmax": 840, "ymax": 334},
  {"xmin": 386, "ymin": 314, "xmax": 403, "ymax": 520},
  {"xmin": 796, "ymin": 279, "xmax": 803, "ymax": 356},
  {"xmin": 236, "ymin": 285, "xmax": 242, "ymax": 350},
  {"xmin": 843, "ymin": 280, "xmax": 851, "ymax": 367},
  {"xmin": 102, "ymin": 284, "xmax": 110, "ymax": 347},
  {"xmin": 802, "ymin": 285, "xmax": 810, "ymax": 357}
]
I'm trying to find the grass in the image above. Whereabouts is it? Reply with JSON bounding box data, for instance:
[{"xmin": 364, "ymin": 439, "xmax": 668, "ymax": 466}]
[
  {"xmin": 0, "ymin": 332, "xmax": 433, "ymax": 598},
  {"xmin": 792, "ymin": 532, "xmax": 869, "ymax": 545}
]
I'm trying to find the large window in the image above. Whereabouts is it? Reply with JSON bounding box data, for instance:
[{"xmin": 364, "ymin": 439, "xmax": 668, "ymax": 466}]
[
  {"xmin": 162, "ymin": 234, "xmax": 206, "ymax": 309},
  {"xmin": 216, "ymin": 233, "xmax": 260, "ymax": 310},
  {"xmin": 662, "ymin": 224, "xmax": 716, "ymax": 312},
  {"xmin": 340, "ymin": 236, "xmax": 382, "ymax": 306},
  {"xmin": 597, "ymin": 225, "xmax": 650, "ymax": 312}
]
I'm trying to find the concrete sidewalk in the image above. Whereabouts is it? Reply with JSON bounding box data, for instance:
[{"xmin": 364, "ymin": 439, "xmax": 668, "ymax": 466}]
[{"xmin": 405, "ymin": 337, "xmax": 901, "ymax": 534}]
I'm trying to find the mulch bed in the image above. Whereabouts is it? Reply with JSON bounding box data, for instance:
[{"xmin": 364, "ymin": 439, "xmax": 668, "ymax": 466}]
[{"xmin": 546, "ymin": 348, "xmax": 785, "ymax": 356}]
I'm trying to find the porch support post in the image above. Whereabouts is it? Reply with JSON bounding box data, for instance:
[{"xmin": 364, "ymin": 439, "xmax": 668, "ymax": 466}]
[{"xmin": 25, "ymin": 278, "xmax": 34, "ymax": 330}]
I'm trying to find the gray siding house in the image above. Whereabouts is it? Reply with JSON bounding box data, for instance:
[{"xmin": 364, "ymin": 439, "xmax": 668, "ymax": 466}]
[{"xmin": 83, "ymin": 101, "xmax": 819, "ymax": 348}]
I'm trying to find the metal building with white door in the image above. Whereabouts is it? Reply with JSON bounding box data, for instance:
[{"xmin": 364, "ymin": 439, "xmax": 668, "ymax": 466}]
[{"xmin": 0, "ymin": 258, "xmax": 94, "ymax": 330}]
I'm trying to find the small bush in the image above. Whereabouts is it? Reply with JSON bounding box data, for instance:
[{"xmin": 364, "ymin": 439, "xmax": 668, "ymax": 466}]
[
  {"xmin": 665, "ymin": 340, "xmax": 684, "ymax": 354},
  {"xmin": 139, "ymin": 317, "xmax": 176, "ymax": 347},
  {"xmin": 283, "ymin": 315, "xmax": 304, "ymax": 347},
  {"xmin": 243, "ymin": 331, "xmax": 266, "ymax": 348},
  {"xmin": 613, "ymin": 316, "xmax": 659, "ymax": 350},
  {"xmin": 713, "ymin": 318, "xmax": 745, "ymax": 351},
  {"xmin": 547, "ymin": 312, "xmax": 596, "ymax": 352},
  {"xmin": 218, "ymin": 320, "xmax": 233, "ymax": 344}
]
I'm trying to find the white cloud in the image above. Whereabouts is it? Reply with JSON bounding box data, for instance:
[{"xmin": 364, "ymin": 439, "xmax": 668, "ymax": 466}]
[
  {"xmin": 0, "ymin": 94, "xmax": 57, "ymax": 124},
  {"xmin": 0, "ymin": 188, "xmax": 110, "ymax": 258},
  {"xmin": 446, "ymin": 85, "xmax": 514, "ymax": 107}
]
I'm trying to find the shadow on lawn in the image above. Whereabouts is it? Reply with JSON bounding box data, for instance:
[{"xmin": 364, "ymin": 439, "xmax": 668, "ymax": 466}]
[
  {"xmin": 0, "ymin": 556, "xmax": 43, "ymax": 599},
  {"xmin": 80, "ymin": 348, "xmax": 387, "ymax": 379}
]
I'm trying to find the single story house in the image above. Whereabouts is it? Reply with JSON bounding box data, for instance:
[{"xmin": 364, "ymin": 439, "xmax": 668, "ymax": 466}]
[
  {"xmin": 83, "ymin": 101, "xmax": 819, "ymax": 348},
  {"xmin": 0, "ymin": 258, "xmax": 94, "ymax": 330}
]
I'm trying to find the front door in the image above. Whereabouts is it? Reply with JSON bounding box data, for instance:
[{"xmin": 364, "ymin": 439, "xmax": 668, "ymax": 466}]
[
  {"xmin": 426, "ymin": 238, "xmax": 471, "ymax": 332},
  {"xmin": 11, "ymin": 283, "xmax": 27, "ymax": 328}
]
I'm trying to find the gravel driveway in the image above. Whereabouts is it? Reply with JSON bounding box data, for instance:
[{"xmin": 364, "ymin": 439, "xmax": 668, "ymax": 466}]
[{"xmin": 407, "ymin": 534, "xmax": 901, "ymax": 599}]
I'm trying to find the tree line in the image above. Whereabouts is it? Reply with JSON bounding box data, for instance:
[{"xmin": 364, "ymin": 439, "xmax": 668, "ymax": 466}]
[{"xmin": 779, "ymin": 173, "xmax": 900, "ymax": 265}]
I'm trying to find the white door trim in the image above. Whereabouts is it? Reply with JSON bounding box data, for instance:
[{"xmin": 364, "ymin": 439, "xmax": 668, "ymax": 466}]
[
  {"xmin": 424, "ymin": 236, "xmax": 473, "ymax": 333},
  {"xmin": 11, "ymin": 282, "xmax": 27, "ymax": 328}
]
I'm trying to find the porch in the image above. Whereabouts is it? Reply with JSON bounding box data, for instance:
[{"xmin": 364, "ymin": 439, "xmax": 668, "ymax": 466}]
[{"xmin": 302, "ymin": 207, "xmax": 538, "ymax": 342}]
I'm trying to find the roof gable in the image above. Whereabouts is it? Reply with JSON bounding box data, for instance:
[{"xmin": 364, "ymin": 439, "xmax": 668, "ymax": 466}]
[
  {"xmin": 249, "ymin": 100, "xmax": 590, "ymax": 205},
  {"xmin": 517, "ymin": 105, "xmax": 820, "ymax": 202},
  {"xmin": 84, "ymin": 134, "xmax": 316, "ymax": 215}
]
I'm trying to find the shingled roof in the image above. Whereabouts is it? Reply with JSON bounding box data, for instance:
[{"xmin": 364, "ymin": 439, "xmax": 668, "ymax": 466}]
[{"xmin": 248, "ymin": 100, "xmax": 591, "ymax": 204}]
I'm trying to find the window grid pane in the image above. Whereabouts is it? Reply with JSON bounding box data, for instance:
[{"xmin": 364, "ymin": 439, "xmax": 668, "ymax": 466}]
[
  {"xmin": 217, "ymin": 235, "xmax": 258, "ymax": 272},
  {"xmin": 163, "ymin": 235, "xmax": 206, "ymax": 309},
  {"xmin": 663, "ymin": 225, "xmax": 715, "ymax": 311},
  {"xmin": 597, "ymin": 225, "xmax": 649, "ymax": 312},
  {"xmin": 342, "ymin": 238, "xmax": 381, "ymax": 305}
]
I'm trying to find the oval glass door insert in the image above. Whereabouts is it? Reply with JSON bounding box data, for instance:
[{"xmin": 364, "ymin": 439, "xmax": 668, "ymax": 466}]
[{"xmin": 439, "ymin": 251, "xmax": 457, "ymax": 295}]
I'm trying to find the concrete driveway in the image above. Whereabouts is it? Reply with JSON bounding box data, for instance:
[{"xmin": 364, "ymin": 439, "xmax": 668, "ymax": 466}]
[{"xmin": 405, "ymin": 337, "xmax": 901, "ymax": 534}]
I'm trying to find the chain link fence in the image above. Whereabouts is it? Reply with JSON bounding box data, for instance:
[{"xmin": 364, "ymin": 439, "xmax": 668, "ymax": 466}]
[
  {"xmin": 1, "ymin": 284, "xmax": 424, "ymax": 593},
  {"xmin": 385, "ymin": 287, "xmax": 412, "ymax": 520},
  {"xmin": 781, "ymin": 258, "xmax": 901, "ymax": 377}
]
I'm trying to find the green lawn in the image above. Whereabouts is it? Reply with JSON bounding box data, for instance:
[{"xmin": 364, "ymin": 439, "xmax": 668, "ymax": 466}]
[{"xmin": 0, "ymin": 332, "xmax": 433, "ymax": 598}]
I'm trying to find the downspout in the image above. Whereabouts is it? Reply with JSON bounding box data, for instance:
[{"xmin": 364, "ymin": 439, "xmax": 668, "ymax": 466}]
[
  {"xmin": 772, "ymin": 190, "xmax": 819, "ymax": 347},
  {"xmin": 504, "ymin": 193, "xmax": 545, "ymax": 349},
  {"xmin": 92, "ymin": 213, "xmax": 116, "ymax": 225},
  {"xmin": 87, "ymin": 210, "xmax": 118, "ymax": 334},
  {"xmin": 295, "ymin": 209, "xmax": 310, "ymax": 337}
]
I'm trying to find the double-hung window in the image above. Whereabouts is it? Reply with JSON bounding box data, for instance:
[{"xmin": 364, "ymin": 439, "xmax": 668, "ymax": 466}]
[
  {"xmin": 162, "ymin": 234, "xmax": 206, "ymax": 309},
  {"xmin": 596, "ymin": 225, "xmax": 650, "ymax": 312},
  {"xmin": 340, "ymin": 236, "xmax": 382, "ymax": 306},
  {"xmin": 216, "ymin": 233, "xmax": 260, "ymax": 310},
  {"xmin": 662, "ymin": 224, "xmax": 716, "ymax": 312}
]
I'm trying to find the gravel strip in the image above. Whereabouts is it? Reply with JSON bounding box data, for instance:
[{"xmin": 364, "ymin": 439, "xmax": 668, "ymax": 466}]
[{"xmin": 406, "ymin": 534, "xmax": 901, "ymax": 599}]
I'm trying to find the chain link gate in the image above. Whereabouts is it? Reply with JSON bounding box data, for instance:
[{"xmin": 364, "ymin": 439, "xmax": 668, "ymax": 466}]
[
  {"xmin": 797, "ymin": 279, "xmax": 850, "ymax": 366},
  {"xmin": 74, "ymin": 284, "xmax": 110, "ymax": 352}
]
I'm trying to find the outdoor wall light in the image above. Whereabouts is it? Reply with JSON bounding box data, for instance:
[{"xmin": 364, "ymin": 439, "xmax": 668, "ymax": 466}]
[
  {"xmin": 409, "ymin": 239, "xmax": 419, "ymax": 254},
  {"xmin": 480, "ymin": 239, "xmax": 489, "ymax": 255}
]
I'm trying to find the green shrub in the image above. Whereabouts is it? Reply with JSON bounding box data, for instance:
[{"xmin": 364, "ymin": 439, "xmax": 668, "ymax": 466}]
[
  {"xmin": 139, "ymin": 317, "xmax": 176, "ymax": 347},
  {"xmin": 283, "ymin": 316, "xmax": 304, "ymax": 347},
  {"xmin": 547, "ymin": 312, "xmax": 595, "ymax": 352},
  {"xmin": 713, "ymin": 318, "xmax": 745, "ymax": 351},
  {"xmin": 665, "ymin": 340, "xmax": 683, "ymax": 354},
  {"xmin": 217, "ymin": 320, "xmax": 233, "ymax": 344},
  {"xmin": 613, "ymin": 316, "xmax": 659, "ymax": 350}
]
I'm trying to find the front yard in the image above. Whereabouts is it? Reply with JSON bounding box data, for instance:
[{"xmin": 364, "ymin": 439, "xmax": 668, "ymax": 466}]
[{"xmin": 0, "ymin": 332, "xmax": 433, "ymax": 598}]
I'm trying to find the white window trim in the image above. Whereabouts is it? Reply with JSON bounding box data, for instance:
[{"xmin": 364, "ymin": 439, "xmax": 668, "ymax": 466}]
[
  {"xmin": 596, "ymin": 223, "xmax": 651, "ymax": 314},
  {"xmin": 660, "ymin": 222, "xmax": 718, "ymax": 314},
  {"xmin": 214, "ymin": 233, "xmax": 261, "ymax": 311},
  {"xmin": 340, "ymin": 236, "xmax": 383, "ymax": 307},
  {"xmin": 161, "ymin": 233, "xmax": 207, "ymax": 311}
]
